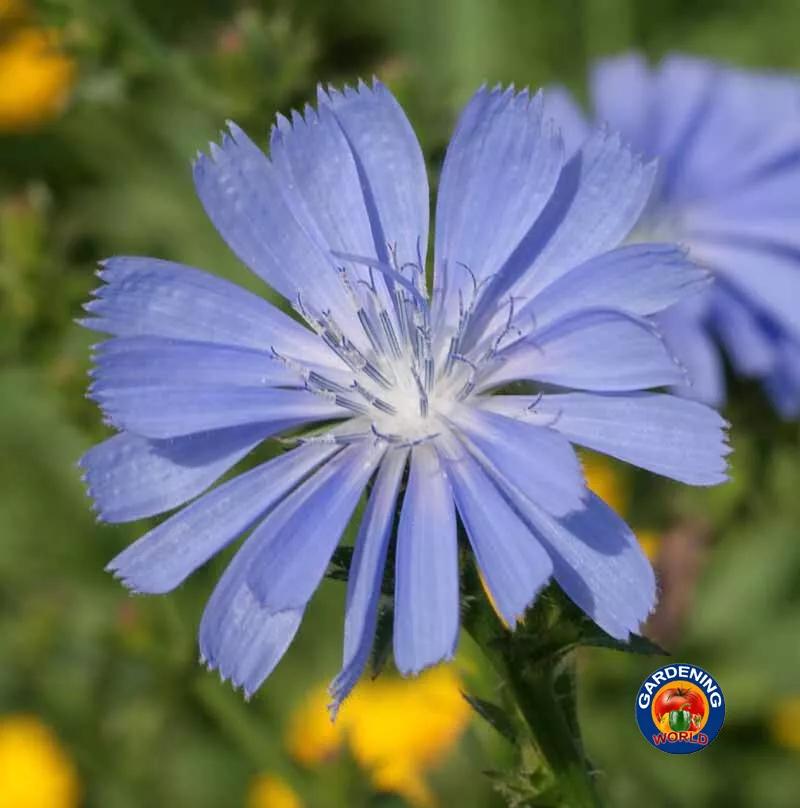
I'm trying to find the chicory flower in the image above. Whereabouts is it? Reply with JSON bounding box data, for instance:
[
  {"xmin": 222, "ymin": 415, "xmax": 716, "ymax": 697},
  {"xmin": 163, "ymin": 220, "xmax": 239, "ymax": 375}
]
[
  {"xmin": 546, "ymin": 54, "xmax": 800, "ymax": 415},
  {"xmin": 80, "ymin": 81, "xmax": 729, "ymax": 708}
]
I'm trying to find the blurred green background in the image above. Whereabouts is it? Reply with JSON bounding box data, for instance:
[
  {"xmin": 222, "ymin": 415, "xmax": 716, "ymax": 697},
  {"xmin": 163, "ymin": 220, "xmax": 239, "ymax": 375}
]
[{"xmin": 1, "ymin": 0, "xmax": 800, "ymax": 806}]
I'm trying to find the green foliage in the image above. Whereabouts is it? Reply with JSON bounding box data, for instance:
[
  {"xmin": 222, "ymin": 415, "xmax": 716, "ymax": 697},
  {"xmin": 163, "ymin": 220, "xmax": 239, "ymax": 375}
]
[{"xmin": 2, "ymin": 0, "xmax": 800, "ymax": 806}]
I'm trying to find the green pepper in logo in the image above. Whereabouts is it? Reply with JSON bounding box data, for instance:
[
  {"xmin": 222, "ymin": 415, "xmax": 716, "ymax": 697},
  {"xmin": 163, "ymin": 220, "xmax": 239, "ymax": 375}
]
[{"xmin": 668, "ymin": 703, "xmax": 693, "ymax": 732}]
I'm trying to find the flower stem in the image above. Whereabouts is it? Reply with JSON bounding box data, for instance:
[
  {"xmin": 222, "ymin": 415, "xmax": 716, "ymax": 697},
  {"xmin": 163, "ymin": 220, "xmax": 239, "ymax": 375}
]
[
  {"xmin": 461, "ymin": 573, "xmax": 603, "ymax": 807},
  {"xmin": 504, "ymin": 656, "xmax": 601, "ymax": 808}
]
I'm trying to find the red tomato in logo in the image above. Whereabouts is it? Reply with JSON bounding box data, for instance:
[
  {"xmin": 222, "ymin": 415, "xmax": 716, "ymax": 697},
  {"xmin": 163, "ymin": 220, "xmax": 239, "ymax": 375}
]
[{"xmin": 654, "ymin": 687, "xmax": 705, "ymax": 723}]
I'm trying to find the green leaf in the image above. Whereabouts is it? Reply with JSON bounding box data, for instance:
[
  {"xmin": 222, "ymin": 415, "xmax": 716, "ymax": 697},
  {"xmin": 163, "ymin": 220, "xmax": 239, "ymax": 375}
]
[
  {"xmin": 573, "ymin": 627, "xmax": 669, "ymax": 657},
  {"xmin": 326, "ymin": 546, "xmax": 355, "ymax": 583},
  {"xmin": 461, "ymin": 692, "xmax": 519, "ymax": 745}
]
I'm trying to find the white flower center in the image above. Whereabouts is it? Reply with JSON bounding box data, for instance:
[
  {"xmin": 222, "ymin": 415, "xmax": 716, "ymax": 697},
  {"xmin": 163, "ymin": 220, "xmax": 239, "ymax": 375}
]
[{"xmin": 276, "ymin": 251, "xmax": 485, "ymax": 447}]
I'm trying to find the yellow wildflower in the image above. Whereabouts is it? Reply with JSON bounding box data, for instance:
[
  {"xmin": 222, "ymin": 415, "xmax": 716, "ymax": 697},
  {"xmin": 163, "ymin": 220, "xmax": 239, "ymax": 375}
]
[
  {"xmin": 0, "ymin": 715, "xmax": 80, "ymax": 808},
  {"xmin": 581, "ymin": 452, "xmax": 628, "ymax": 515},
  {"xmin": 286, "ymin": 686, "xmax": 342, "ymax": 767},
  {"xmin": 247, "ymin": 773, "xmax": 304, "ymax": 808},
  {"xmin": 636, "ymin": 529, "xmax": 661, "ymax": 561},
  {"xmin": 769, "ymin": 697, "xmax": 800, "ymax": 751},
  {"xmin": 286, "ymin": 665, "xmax": 471, "ymax": 806},
  {"xmin": 0, "ymin": 25, "xmax": 74, "ymax": 131},
  {"xmin": 346, "ymin": 665, "xmax": 471, "ymax": 772}
]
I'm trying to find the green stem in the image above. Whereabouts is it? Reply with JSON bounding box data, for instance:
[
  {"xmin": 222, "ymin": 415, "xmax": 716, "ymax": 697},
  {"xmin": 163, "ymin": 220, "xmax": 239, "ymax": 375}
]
[
  {"xmin": 461, "ymin": 576, "xmax": 603, "ymax": 808},
  {"xmin": 504, "ymin": 659, "xmax": 601, "ymax": 808}
]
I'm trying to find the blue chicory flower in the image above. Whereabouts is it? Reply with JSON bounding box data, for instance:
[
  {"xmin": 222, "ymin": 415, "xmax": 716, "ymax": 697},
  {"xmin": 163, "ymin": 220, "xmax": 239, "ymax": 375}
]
[
  {"xmin": 80, "ymin": 81, "xmax": 729, "ymax": 708},
  {"xmin": 545, "ymin": 53, "xmax": 800, "ymax": 415}
]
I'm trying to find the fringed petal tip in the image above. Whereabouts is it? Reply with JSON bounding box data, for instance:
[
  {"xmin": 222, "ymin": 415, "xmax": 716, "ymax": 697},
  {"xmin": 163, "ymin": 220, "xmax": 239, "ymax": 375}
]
[
  {"xmin": 314, "ymin": 77, "xmax": 392, "ymax": 109},
  {"xmin": 197, "ymin": 649, "xmax": 256, "ymax": 700},
  {"xmin": 103, "ymin": 564, "xmax": 153, "ymax": 595},
  {"xmin": 326, "ymin": 682, "xmax": 349, "ymax": 722},
  {"xmin": 586, "ymin": 122, "xmax": 657, "ymax": 176},
  {"xmin": 394, "ymin": 650, "xmax": 456, "ymax": 680}
]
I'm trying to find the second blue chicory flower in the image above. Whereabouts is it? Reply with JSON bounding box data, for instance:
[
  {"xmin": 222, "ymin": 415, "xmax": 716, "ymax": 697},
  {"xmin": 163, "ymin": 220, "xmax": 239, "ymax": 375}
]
[{"xmin": 547, "ymin": 54, "xmax": 800, "ymax": 415}]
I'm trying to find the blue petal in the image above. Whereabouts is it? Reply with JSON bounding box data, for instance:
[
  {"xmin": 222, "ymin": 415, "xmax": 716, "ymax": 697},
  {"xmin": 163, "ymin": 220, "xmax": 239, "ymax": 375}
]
[
  {"xmin": 482, "ymin": 392, "xmax": 729, "ymax": 485},
  {"xmin": 106, "ymin": 443, "xmax": 338, "ymax": 594},
  {"xmin": 432, "ymin": 86, "xmax": 564, "ymax": 338},
  {"xmin": 488, "ymin": 482, "xmax": 655, "ymax": 640},
  {"xmin": 693, "ymin": 239, "xmax": 800, "ymax": 340},
  {"xmin": 269, "ymin": 95, "xmax": 424, "ymax": 323},
  {"xmin": 199, "ymin": 529, "xmax": 305, "ymax": 697},
  {"xmin": 91, "ymin": 385, "xmax": 348, "ymax": 439},
  {"xmin": 393, "ymin": 444, "xmax": 459, "ymax": 675},
  {"xmin": 193, "ymin": 127, "xmax": 355, "ymax": 328},
  {"xmin": 91, "ymin": 336, "xmax": 304, "ymax": 389},
  {"xmin": 484, "ymin": 129, "xmax": 656, "ymax": 312},
  {"xmin": 590, "ymin": 54, "xmax": 653, "ymax": 152},
  {"xmin": 543, "ymin": 85, "xmax": 590, "ymax": 156},
  {"xmin": 766, "ymin": 337, "xmax": 800, "ymax": 418},
  {"xmin": 439, "ymin": 434, "xmax": 553, "ymax": 626},
  {"xmin": 319, "ymin": 80, "xmax": 429, "ymax": 273},
  {"xmin": 79, "ymin": 426, "xmax": 269, "ymax": 523},
  {"xmin": 657, "ymin": 304, "xmax": 725, "ymax": 407},
  {"xmin": 480, "ymin": 309, "xmax": 685, "ymax": 392},
  {"xmin": 526, "ymin": 242, "xmax": 710, "ymax": 331},
  {"xmin": 663, "ymin": 62, "xmax": 797, "ymax": 199},
  {"xmin": 529, "ymin": 493, "xmax": 656, "ymax": 639},
  {"xmin": 246, "ymin": 442, "xmax": 385, "ymax": 610},
  {"xmin": 329, "ymin": 447, "xmax": 408, "ymax": 711},
  {"xmin": 710, "ymin": 284, "xmax": 777, "ymax": 377},
  {"xmin": 81, "ymin": 257, "xmax": 333, "ymax": 367},
  {"xmin": 689, "ymin": 206, "xmax": 800, "ymax": 256},
  {"xmin": 447, "ymin": 404, "xmax": 585, "ymax": 518},
  {"xmin": 522, "ymin": 130, "xmax": 657, "ymax": 295},
  {"xmin": 649, "ymin": 55, "xmax": 720, "ymax": 199}
]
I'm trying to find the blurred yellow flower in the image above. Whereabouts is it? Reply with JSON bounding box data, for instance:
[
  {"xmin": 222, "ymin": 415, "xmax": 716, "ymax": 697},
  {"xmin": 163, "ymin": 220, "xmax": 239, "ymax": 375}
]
[
  {"xmin": 0, "ymin": 25, "xmax": 74, "ymax": 131},
  {"xmin": 286, "ymin": 665, "xmax": 471, "ymax": 806},
  {"xmin": 636, "ymin": 529, "xmax": 661, "ymax": 561},
  {"xmin": 769, "ymin": 697, "xmax": 800, "ymax": 751},
  {"xmin": 581, "ymin": 453, "xmax": 628, "ymax": 515},
  {"xmin": 286, "ymin": 686, "xmax": 341, "ymax": 768},
  {"xmin": 0, "ymin": 715, "xmax": 80, "ymax": 808},
  {"xmin": 247, "ymin": 773, "xmax": 304, "ymax": 808}
]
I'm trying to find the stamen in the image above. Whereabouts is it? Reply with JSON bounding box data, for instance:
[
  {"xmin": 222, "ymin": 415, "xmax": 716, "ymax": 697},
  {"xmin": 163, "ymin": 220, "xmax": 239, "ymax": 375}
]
[
  {"xmin": 412, "ymin": 369, "xmax": 429, "ymax": 417},
  {"xmin": 294, "ymin": 431, "xmax": 371, "ymax": 446},
  {"xmin": 370, "ymin": 424, "xmax": 440, "ymax": 448},
  {"xmin": 423, "ymin": 356, "xmax": 435, "ymax": 393},
  {"xmin": 320, "ymin": 333, "xmax": 367, "ymax": 372},
  {"xmin": 443, "ymin": 335, "xmax": 460, "ymax": 377},
  {"xmin": 379, "ymin": 310, "xmax": 402, "ymax": 359},
  {"xmin": 294, "ymin": 294, "xmax": 324, "ymax": 334},
  {"xmin": 333, "ymin": 250, "xmax": 428, "ymax": 309},
  {"xmin": 525, "ymin": 392, "xmax": 544, "ymax": 412},
  {"xmin": 270, "ymin": 347, "xmax": 309, "ymax": 380},
  {"xmin": 307, "ymin": 371, "xmax": 351, "ymax": 395},
  {"xmin": 489, "ymin": 297, "xmax": 524, "ymax": 355},
  {"xmin": 333, "ymin": 394, "xmax": 370, "ymax": 415},
  {"xmin": 361, "ymin": 359, "xmax": 393, "ymax": 389},
  {"xmin": 357, "ymin": 308, "xmax": 384, "ymax": 355},
  {"xmin": 351, "ymin": 381, "xmax": 397, "ymax": 415},
  {"xmin": 452, "ymin": 354, "xmax": 479, "ymax": 399},
  {"xmin": 394, "ymin": 289, "xmax": 409, "ymax": 345},
  {"xmin": 370, "ymin": 423, "xmax": 404, "ymax": 444},
  {"xmin": 456, "ymin": 261, "xmax": 479, "ymax": 297},
  {"xmin": 336, "ymin": 265, "xmax": 361, "ymax": 310}
]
